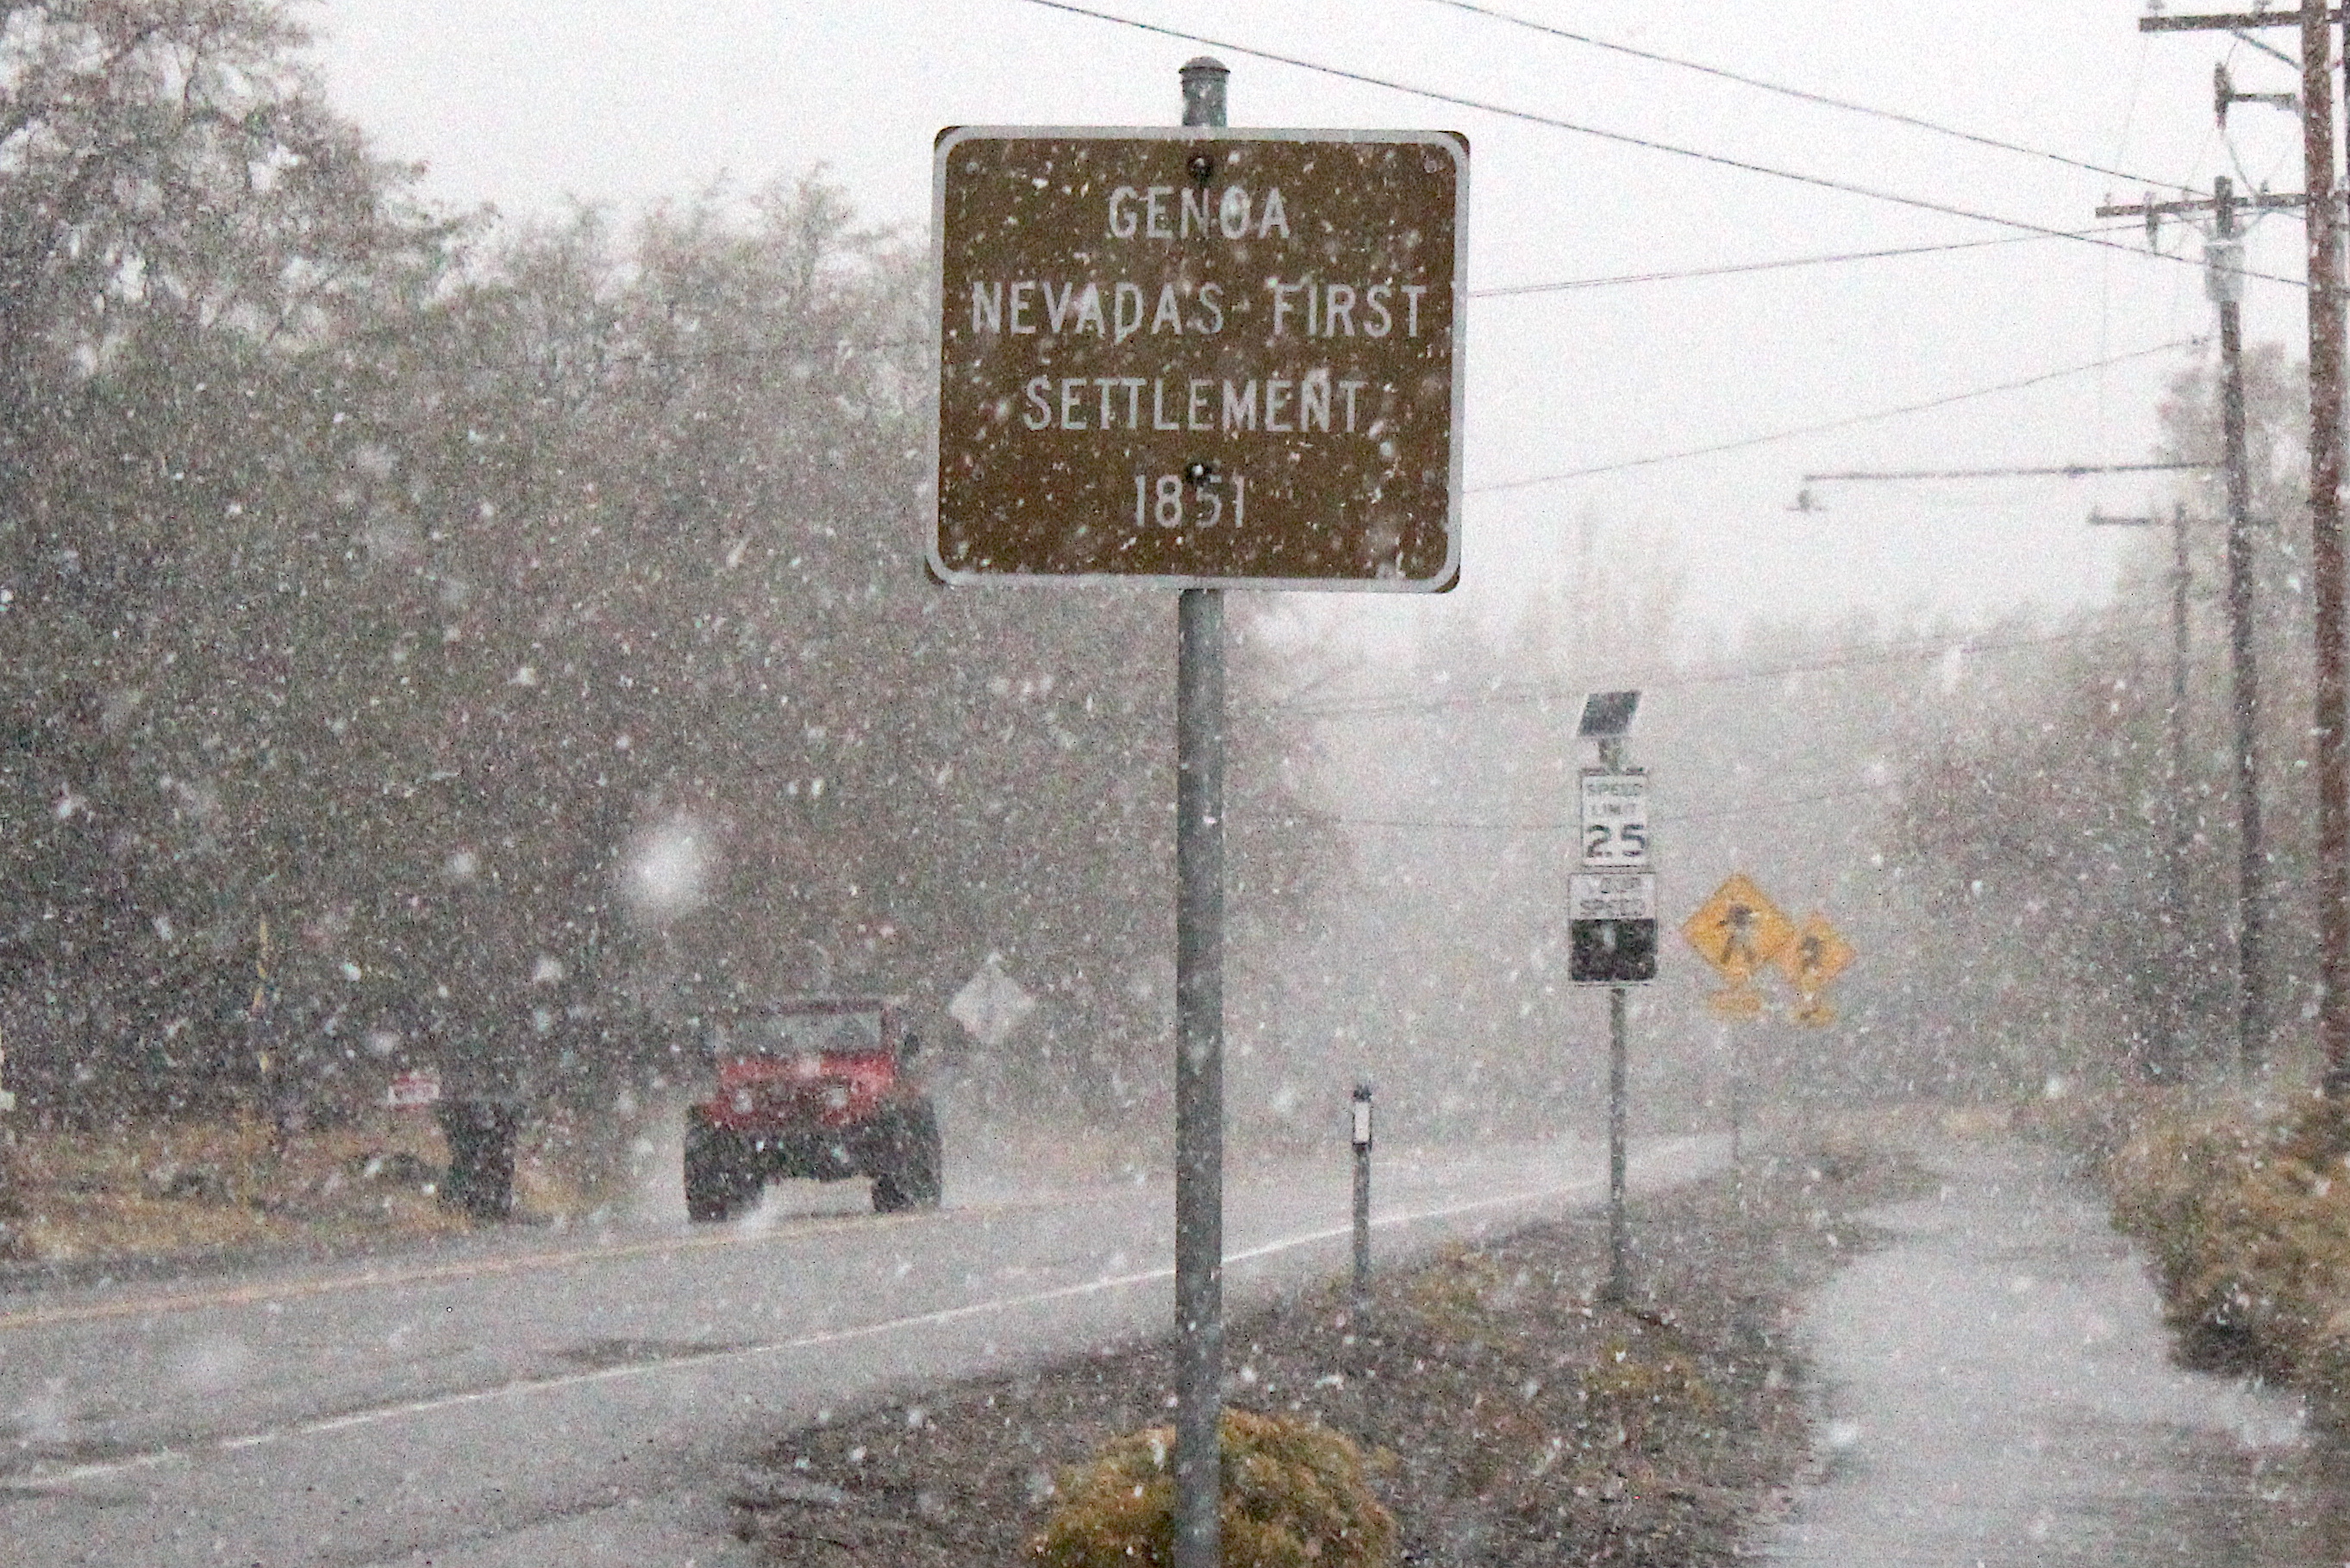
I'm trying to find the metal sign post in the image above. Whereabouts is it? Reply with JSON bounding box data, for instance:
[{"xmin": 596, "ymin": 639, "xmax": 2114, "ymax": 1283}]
[
  {"xmin": 1172, "ymin": 66, "xmax": 1227, "ymax": 1568},
  {"xmin": 929, "ymin": 67, "xmax": 1466, "ymax": 1568},
  {"xmin": 1350, "ymin": 1081, "xmax": 1374, "ymax": 1309},
  {"xmin": 1570, "ymin": 692, "xmax": 1651, "ymax": 1306},
  {"xmin": 1684, "ymin": 872, "xmax": 1791, "ymax": 1176}
]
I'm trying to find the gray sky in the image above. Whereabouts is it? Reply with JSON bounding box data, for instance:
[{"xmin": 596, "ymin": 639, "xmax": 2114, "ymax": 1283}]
[{"xmin": 307, "ymin": 0, "xmax": 2301, "ymax": 641}]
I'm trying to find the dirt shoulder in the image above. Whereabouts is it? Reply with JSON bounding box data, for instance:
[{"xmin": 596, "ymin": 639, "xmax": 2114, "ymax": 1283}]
[{"xmin": 730, "ymin": 1140, "xmax": 1932, "ymax": 1565}]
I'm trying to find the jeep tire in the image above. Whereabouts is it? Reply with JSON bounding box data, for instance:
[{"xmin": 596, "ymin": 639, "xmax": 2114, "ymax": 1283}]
[
  {"xmin": 684, "ymin": 1111, "xmax": 759, "ymax": 1222},
  {"xmin": 436, "ymin": 1099, "xmax": 524, "ymax": 1221},
  {"xmin": 870, "ymin": 1099, "xmax": 942, "ymax": 1214}
]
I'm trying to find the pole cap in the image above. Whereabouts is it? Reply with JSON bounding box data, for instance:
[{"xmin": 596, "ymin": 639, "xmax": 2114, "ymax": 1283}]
[{"xmin": 1181, "ymin": 58, "xmax": 1229, "ymax": 128}]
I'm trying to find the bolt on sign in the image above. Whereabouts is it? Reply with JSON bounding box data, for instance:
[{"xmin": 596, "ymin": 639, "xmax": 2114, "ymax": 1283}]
[{"xmin": 928, "ymin": 127, "xmax": 1467, "ymax": 589}]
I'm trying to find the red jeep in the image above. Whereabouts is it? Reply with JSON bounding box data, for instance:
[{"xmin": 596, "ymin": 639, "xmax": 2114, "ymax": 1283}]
[{"xmin": 683, "ymin": 996, "xmax": 941, "ymax": 1221}]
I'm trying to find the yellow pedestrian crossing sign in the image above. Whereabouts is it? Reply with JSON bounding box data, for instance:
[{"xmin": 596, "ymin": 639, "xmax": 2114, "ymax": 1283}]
[
  {"xmin": 1780, "ymin": 913, "xmax": 1855, "ymax": 996},
  {"xmin": 1681, "ymin": 874, "xmax": 1794, "ymax": 982}
]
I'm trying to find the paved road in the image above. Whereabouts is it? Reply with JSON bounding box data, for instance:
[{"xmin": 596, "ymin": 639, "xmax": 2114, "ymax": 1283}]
[
  {"xmin": 1, "ymin": 1133, "xmax": 1716, "ymax": 1566},
  {"xmin": 1761, "ymin": 1138, "xmax": 2350, "ymax": 1568}
]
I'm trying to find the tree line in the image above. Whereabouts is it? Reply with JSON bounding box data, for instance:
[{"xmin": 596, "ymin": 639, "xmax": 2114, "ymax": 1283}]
[{"xmin": 0, "ymin": 1, "xmax": 1340, "ymax": 1136}]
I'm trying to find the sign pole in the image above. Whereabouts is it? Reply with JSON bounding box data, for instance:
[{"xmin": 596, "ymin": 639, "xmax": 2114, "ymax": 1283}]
[
  {"xmin": 1721, "ymin": 1016, "xmax": 1744, "ymax": 1219},
  {"xmin": 1172, "ymin": 57, "xmax": 1228, "ymax": 1568},
  {"xmin": 1599, "ymin": 733, "xmax": 1631, "ymax": 1305},
  {"xmin": 1606, "ymin": 984, "xmax": 1629, "ymax": 1302},
  {"xmin": 927, "ymin": 78, "xmax": 1466, "ymax": 1564},
  {"xmin": 1350, "ymin": 1081, "xmax": 1374, "ymax": 1309},
  {"xmin": 1174, "ymin": 579, "xmax": 1223, "ymax": 1567},
  {"xmin": 1570, "ymin": 695, "xmax": 1649, "ymax": 1304}
]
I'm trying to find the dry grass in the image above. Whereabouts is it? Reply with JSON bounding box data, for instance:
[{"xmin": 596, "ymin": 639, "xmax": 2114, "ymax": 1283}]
[
  {"xmin": 2064, "ymin": 1088, "xmax": 2350, "ymax": 1408},
  {"xmin": 0, "ymin": 1094, "xmax": 709, "ymax": 1266},
  {"xmin": 3, "ymin": 1109, "xmax": 466, "ymax": 1263}
]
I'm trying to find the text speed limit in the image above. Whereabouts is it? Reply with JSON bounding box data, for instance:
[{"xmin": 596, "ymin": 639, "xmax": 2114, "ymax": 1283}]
[{"xmin": 1579, "ymin": 770, "xmax": 1648, "ymax": 868}]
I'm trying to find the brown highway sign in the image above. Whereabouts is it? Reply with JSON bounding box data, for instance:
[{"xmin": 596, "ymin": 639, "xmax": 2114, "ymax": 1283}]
[{"xmin": 928, "ymin": 126, "xmax": 1467, "ymax": 590}]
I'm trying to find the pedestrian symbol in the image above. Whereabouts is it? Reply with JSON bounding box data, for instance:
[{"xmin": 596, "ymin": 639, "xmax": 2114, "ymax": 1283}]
[
  {"xmin": 1778, "ymin": 912, "xmax": 1854, "ymax": 1028},
  {"xmin": 1681, "ymin": 874, "xmax": 1795, "ymax": 983},
  {"xmin": 1778, "ymin": 912, "xmax": 1855, "ymax": 995}
]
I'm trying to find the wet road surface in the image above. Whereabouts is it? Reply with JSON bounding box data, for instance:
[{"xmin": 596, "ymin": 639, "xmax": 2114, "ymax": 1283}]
[
  {"xmin": 1763, "ymin": 1136, "xmax": 2350, "ymax": 1568},
  {"xmin": 0, "ymin": 1133, "xmax": 1716, "ymax": 1565}
]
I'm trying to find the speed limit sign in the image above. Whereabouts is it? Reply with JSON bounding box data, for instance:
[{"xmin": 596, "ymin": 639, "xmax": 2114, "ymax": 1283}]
[{"xmin": 1579, "ymin": 770, "xmax": 1649, "ymax": 868}]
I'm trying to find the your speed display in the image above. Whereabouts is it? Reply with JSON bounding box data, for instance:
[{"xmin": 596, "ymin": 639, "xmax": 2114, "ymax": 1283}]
[{"xmin": 929, "ymin": 126, "xmax": 1466, "ymax": 590}]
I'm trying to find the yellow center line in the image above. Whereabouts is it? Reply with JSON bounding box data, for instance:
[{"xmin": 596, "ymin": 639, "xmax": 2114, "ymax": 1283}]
[
  {"xmin": 0, "ymin": 1200, "xmax": 1041, "ymax": 1334},
  {"xmin": 0, "ymin": 1146, "xmax": 1701, "ymax": 1337}
]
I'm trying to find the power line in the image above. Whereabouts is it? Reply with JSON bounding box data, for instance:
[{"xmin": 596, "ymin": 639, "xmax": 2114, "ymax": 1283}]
[
  {"xmin": 321, "ymin": 230, "xmax": 2134, "ymax": 382},
  {"xmin": 1803, "ymin": 459, "xmax": 2209, "ymax": 482},
  {"xmin": 1316, "ymin": 779, "xmax": 1904, "ymax": 835},
  {"xmin": 1469, "ymin": 336, "xmax": 2202, "ymax": 493},
  {"xmin": 339, "ymin": 232, "xmax": 2138, "ymax": 377},
  {"xmin": 333, "ymin": 229, "xmax": 2072, "ymax": 377},
  {"xmin": 1419, "ymin": 0, "xmax": 2198, "ymax": 193},
  {"xmin": 317, "ymin": 302, "xmax": 929, "ymax": 373},
  {"xmin": 388, "ymin": 233, "xmax": 2156, "ymax": 378},
  {"xmin": 1290, "ymin": 616, "xmax": 2172, "ymax": 720},
  {"xmin": 1473, "ymin": 226, "xmax": 2143, "ymax": 297},
  {"xmin": 1001, "ymin": 0, "xmax": 2306, "ymax": 289}
]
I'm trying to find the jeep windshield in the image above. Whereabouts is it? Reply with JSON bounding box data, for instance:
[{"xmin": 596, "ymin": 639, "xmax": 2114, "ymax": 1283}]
[{"xmin": 721, "ymin": 1008, "xmax": 885, "ymax": 1059}]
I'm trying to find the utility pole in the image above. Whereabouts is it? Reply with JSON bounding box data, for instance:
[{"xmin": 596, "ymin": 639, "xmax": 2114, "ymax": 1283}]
[
  {"xmin": 2091, "ymin": 503, "xmax": 2198, "ymax": 1079},
  {"xmin": 2138, "ymin": 3, "xmax": 2350, "ymax": 1096},
  {"xmin": 1809, "ymin": 440, "xmax": 2226, "ymax": 1071},
  {"xmin": 2098, "ymin": 178, "xmax": 2276, "ymax": 1078},
  {"xmin": 2311, "ymin": 2, "xmax": 2350, "ymax": 1098},
  {"xmin": 2217, "ymin": 178, "xmax": 2271, "ymax": 1077}
]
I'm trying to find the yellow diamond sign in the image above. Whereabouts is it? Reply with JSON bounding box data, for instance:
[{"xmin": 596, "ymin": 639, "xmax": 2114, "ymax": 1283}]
[
  {"xmin": 1681, "ymin": 874, "xmax": 1794, "ymax": 982},
  {"xmin": 1779, "ymin": 912, "xmax": 1856, "ymax": 996}
]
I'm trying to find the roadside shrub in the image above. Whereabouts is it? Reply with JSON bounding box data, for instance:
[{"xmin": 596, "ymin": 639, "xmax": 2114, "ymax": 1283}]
[
  {"xmin": 2105, "ymin": 1102, "xmax": 2264, "ymax": 1311},
  {"xmin": 1028, "ymin": 1408, "xmax": 1396, "ymax": 1568},
  {"xmin": 0, "ymin": 1136, "xmax": 25, "ymax": 1259},
  {"xmin": 2104, "ymin": 1092, "xmax": 2350, "ymax": 1396}
]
